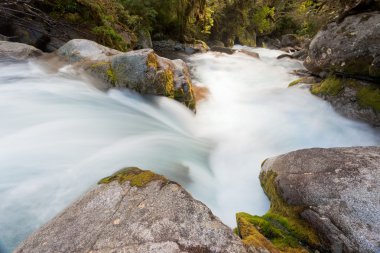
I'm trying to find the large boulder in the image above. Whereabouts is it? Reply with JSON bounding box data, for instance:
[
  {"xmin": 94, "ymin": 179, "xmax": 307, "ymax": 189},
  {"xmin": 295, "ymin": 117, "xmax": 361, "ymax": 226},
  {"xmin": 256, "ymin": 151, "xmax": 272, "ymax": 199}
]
[
  {"xmin": 15, "ymin": 168, "xmax": 247, "ymax": 253},
  {"xmin": 260, "ymin": 147, "xmax": 380, "ymax": 253},
  {"xmin": 57, "ymin": 39, "xmax": 196, "ymax": 110},
  {"xmin": 0, "ymin": 41, "xmax": 43, "ymax": 61},
  {"xmin": 304, "ymin": 11, "xmax": 380, "ymax": 81}
]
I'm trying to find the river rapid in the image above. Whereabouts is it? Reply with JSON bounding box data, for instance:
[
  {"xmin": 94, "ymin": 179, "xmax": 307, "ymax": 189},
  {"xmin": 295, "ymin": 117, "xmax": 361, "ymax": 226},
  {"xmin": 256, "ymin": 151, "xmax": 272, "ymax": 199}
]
[{"xmin": 0, "ymin": 47, "xmax": 379, "ymax": 251}]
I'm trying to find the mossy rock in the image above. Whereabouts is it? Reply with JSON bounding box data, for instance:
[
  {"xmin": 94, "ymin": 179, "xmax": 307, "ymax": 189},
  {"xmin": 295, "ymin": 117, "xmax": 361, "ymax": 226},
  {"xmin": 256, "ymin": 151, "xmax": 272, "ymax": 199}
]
[
  {"xmin": 237, "ymin": 212, "xmax": 312, "ymax": 253},
  {"xmin": 311, "ymin": 75, "xmax": 344, "ymax": 96},
  {"xmin": 357, "ymin": 86, "xmax": 380, "ymax": 112},
  {"xmin": 154, "ymin": 69, "xmax": 175, "ymax": 97},
  {"xmin": 288, "ymin": 78, "xmax": 305, "ymax": 87},
  {"xmin": 236, "ymin": 213, "xmax": 280, "ymax": 253},
  {"xmin": 260, "ymin": 171, "xmax": 320, "ymax": 248},
  {"xmin": 88, "ymin": 61, "xmax": 117, "ymax": 86},
  {"xmin": 236, "ymin": 169, "xmax": 322, "ymax": 253},
  {"xmin": 288, "ymin": 77, "xmax": 318, "ymax": 88},
  {"xmin": 98, "ymin": 167, "xmax": 168, "ymax": 187}
]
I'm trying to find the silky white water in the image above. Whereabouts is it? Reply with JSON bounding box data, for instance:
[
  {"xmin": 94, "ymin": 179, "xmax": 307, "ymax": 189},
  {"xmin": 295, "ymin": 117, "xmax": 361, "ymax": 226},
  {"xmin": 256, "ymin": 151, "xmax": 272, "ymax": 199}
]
[{"xmin": 1, "ymin": 48, "xmax": 379, "ymax": 252}]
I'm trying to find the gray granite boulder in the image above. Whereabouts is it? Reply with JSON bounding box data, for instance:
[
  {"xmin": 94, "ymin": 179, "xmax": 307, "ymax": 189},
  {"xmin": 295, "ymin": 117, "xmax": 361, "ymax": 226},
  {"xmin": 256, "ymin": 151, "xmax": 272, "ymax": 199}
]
[
  {"xmin": 0, "ymin": 41, "xmax": 42, "ymax": 61},
  {"xmin": 15, "ymin": 168, "xmax": 247, "ymax": 253},
  {"xmin": 57, "ymin": 39, "xmax": 196, "ymax": 110},
  {"xmin": 261, "ymin": 147, "xmax": 380, "ymax": 253},
  {"xmin": 304, "ymin": 11, "xmax": 380, "ymax": 81}
]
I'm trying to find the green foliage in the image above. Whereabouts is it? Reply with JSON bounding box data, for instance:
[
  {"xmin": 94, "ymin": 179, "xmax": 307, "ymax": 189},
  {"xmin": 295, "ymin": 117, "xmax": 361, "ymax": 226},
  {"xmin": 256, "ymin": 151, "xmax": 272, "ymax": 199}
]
[
  {"xmin": 43, "ymin": 0, "xmax": 137, "ymax": 51},
  {"xmin": 120, "ymin": 0, "xmax": 157, "ymax": 31},
  {"xmin": 252, "ymin": 5, "xmax": 275, "ymax": 34},
  {"xmin": 44, "ymin": 0, "xmax": 345, "ymax": 49},
  {"xmin": 92, "ymin": 26, "xmax": 125, "ymax": 49},
  {"xmin": 121, "ymin": 0, "xmax": 215, "ymax": 40}
]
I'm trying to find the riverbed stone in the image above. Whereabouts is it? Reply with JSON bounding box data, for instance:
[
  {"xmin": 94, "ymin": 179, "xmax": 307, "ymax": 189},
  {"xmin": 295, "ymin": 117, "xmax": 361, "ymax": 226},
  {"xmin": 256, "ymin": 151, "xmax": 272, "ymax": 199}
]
[
  {"xmin": 15, "ymin": 168, "xmax": 247, "ymax": 253},
  {"xmin": 57, "ymin": 39, "xmax": 196, "ymax": 110},
  {"xmin": 210, "ymin": 46, "xmax": 236, "ymax": 54},
  {"xmin": 0, "ymin": 41, "xmax": 43, "ymax": 61},
  {"xmin": 304, "ymin": 11, "xmax": 380, "ymax": 81},
  {"xmin": 260, "ymin": 147, "xmax": 380, "ymax": 253}
]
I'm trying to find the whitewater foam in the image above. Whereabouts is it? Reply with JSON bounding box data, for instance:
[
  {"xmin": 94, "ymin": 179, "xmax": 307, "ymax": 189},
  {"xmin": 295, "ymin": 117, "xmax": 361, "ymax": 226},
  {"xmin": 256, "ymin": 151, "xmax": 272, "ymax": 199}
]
[{"xmin": 0, "ymin": 48, "xmax": 379, "ymax": 251}]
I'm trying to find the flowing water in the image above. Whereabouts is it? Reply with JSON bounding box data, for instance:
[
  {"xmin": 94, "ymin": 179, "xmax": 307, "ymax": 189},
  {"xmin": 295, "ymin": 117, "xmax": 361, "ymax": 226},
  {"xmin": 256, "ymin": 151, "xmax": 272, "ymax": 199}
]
[{"xmin": 1, "ymin": 47, "xmax": 379, "ymax": 252}]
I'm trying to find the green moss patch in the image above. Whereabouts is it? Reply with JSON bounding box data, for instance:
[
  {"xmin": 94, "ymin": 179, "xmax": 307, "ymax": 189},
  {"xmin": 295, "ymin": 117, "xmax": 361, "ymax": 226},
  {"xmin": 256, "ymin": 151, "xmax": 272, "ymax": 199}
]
[
  {"xmin": 236, "ymin": 213, "xmax": 281, "ymax": 253},
  {"xmin": 236, "ymin": 170, "xmax": 322, "ymax": 252},
  {"xmin": 237, "ymin": 212, "xmax": 311, "ymax": 252},
  {"xmin": 288, "ymin": 78, "xmax": 305, "ymax": 87},
  {"xmin": 260, "ymin": 171, "xmax": 320, "ymax": 247},
  {"xmin": 357, "ymin": 86, "xmax": 380, "ymax": 112},
  {"xmin": 311, "ymin": 75, "xmax": 344, "ymax": 96},
  {"xmin": 98, "ymin": 167, "xmax": 168, "ymax": 187}
]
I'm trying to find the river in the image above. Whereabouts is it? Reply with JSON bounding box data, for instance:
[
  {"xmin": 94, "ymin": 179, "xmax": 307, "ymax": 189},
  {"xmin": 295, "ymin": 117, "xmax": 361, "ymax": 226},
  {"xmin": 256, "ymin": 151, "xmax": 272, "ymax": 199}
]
[{"xmin": 0, "ymin": 47, "xmax": 379, "ymax": 252}]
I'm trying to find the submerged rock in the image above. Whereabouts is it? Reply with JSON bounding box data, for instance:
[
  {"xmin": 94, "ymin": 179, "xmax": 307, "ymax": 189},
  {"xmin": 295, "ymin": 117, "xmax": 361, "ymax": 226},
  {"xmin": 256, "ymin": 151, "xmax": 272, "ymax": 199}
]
[
  {"xmin": 15, "ymin": 168, "xmax": 247, "ymax": 253},
  {"xmin": 260, "ymin": 147, "xmax": 380, "ymax": 253},
  {"xmin": 57, "ymin": 39, "xmax": 196, "ymax": 110},
  {"xmin": 238, "ymin": 50, "xmax": 260, "ymax": 59},
  {"xmin": 304, "ymin": 11, "xmax": 380, "ymax": 82},
  {"xmin": 0, "ymin": 41, "xmax": 43, "ymax": 61}
]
